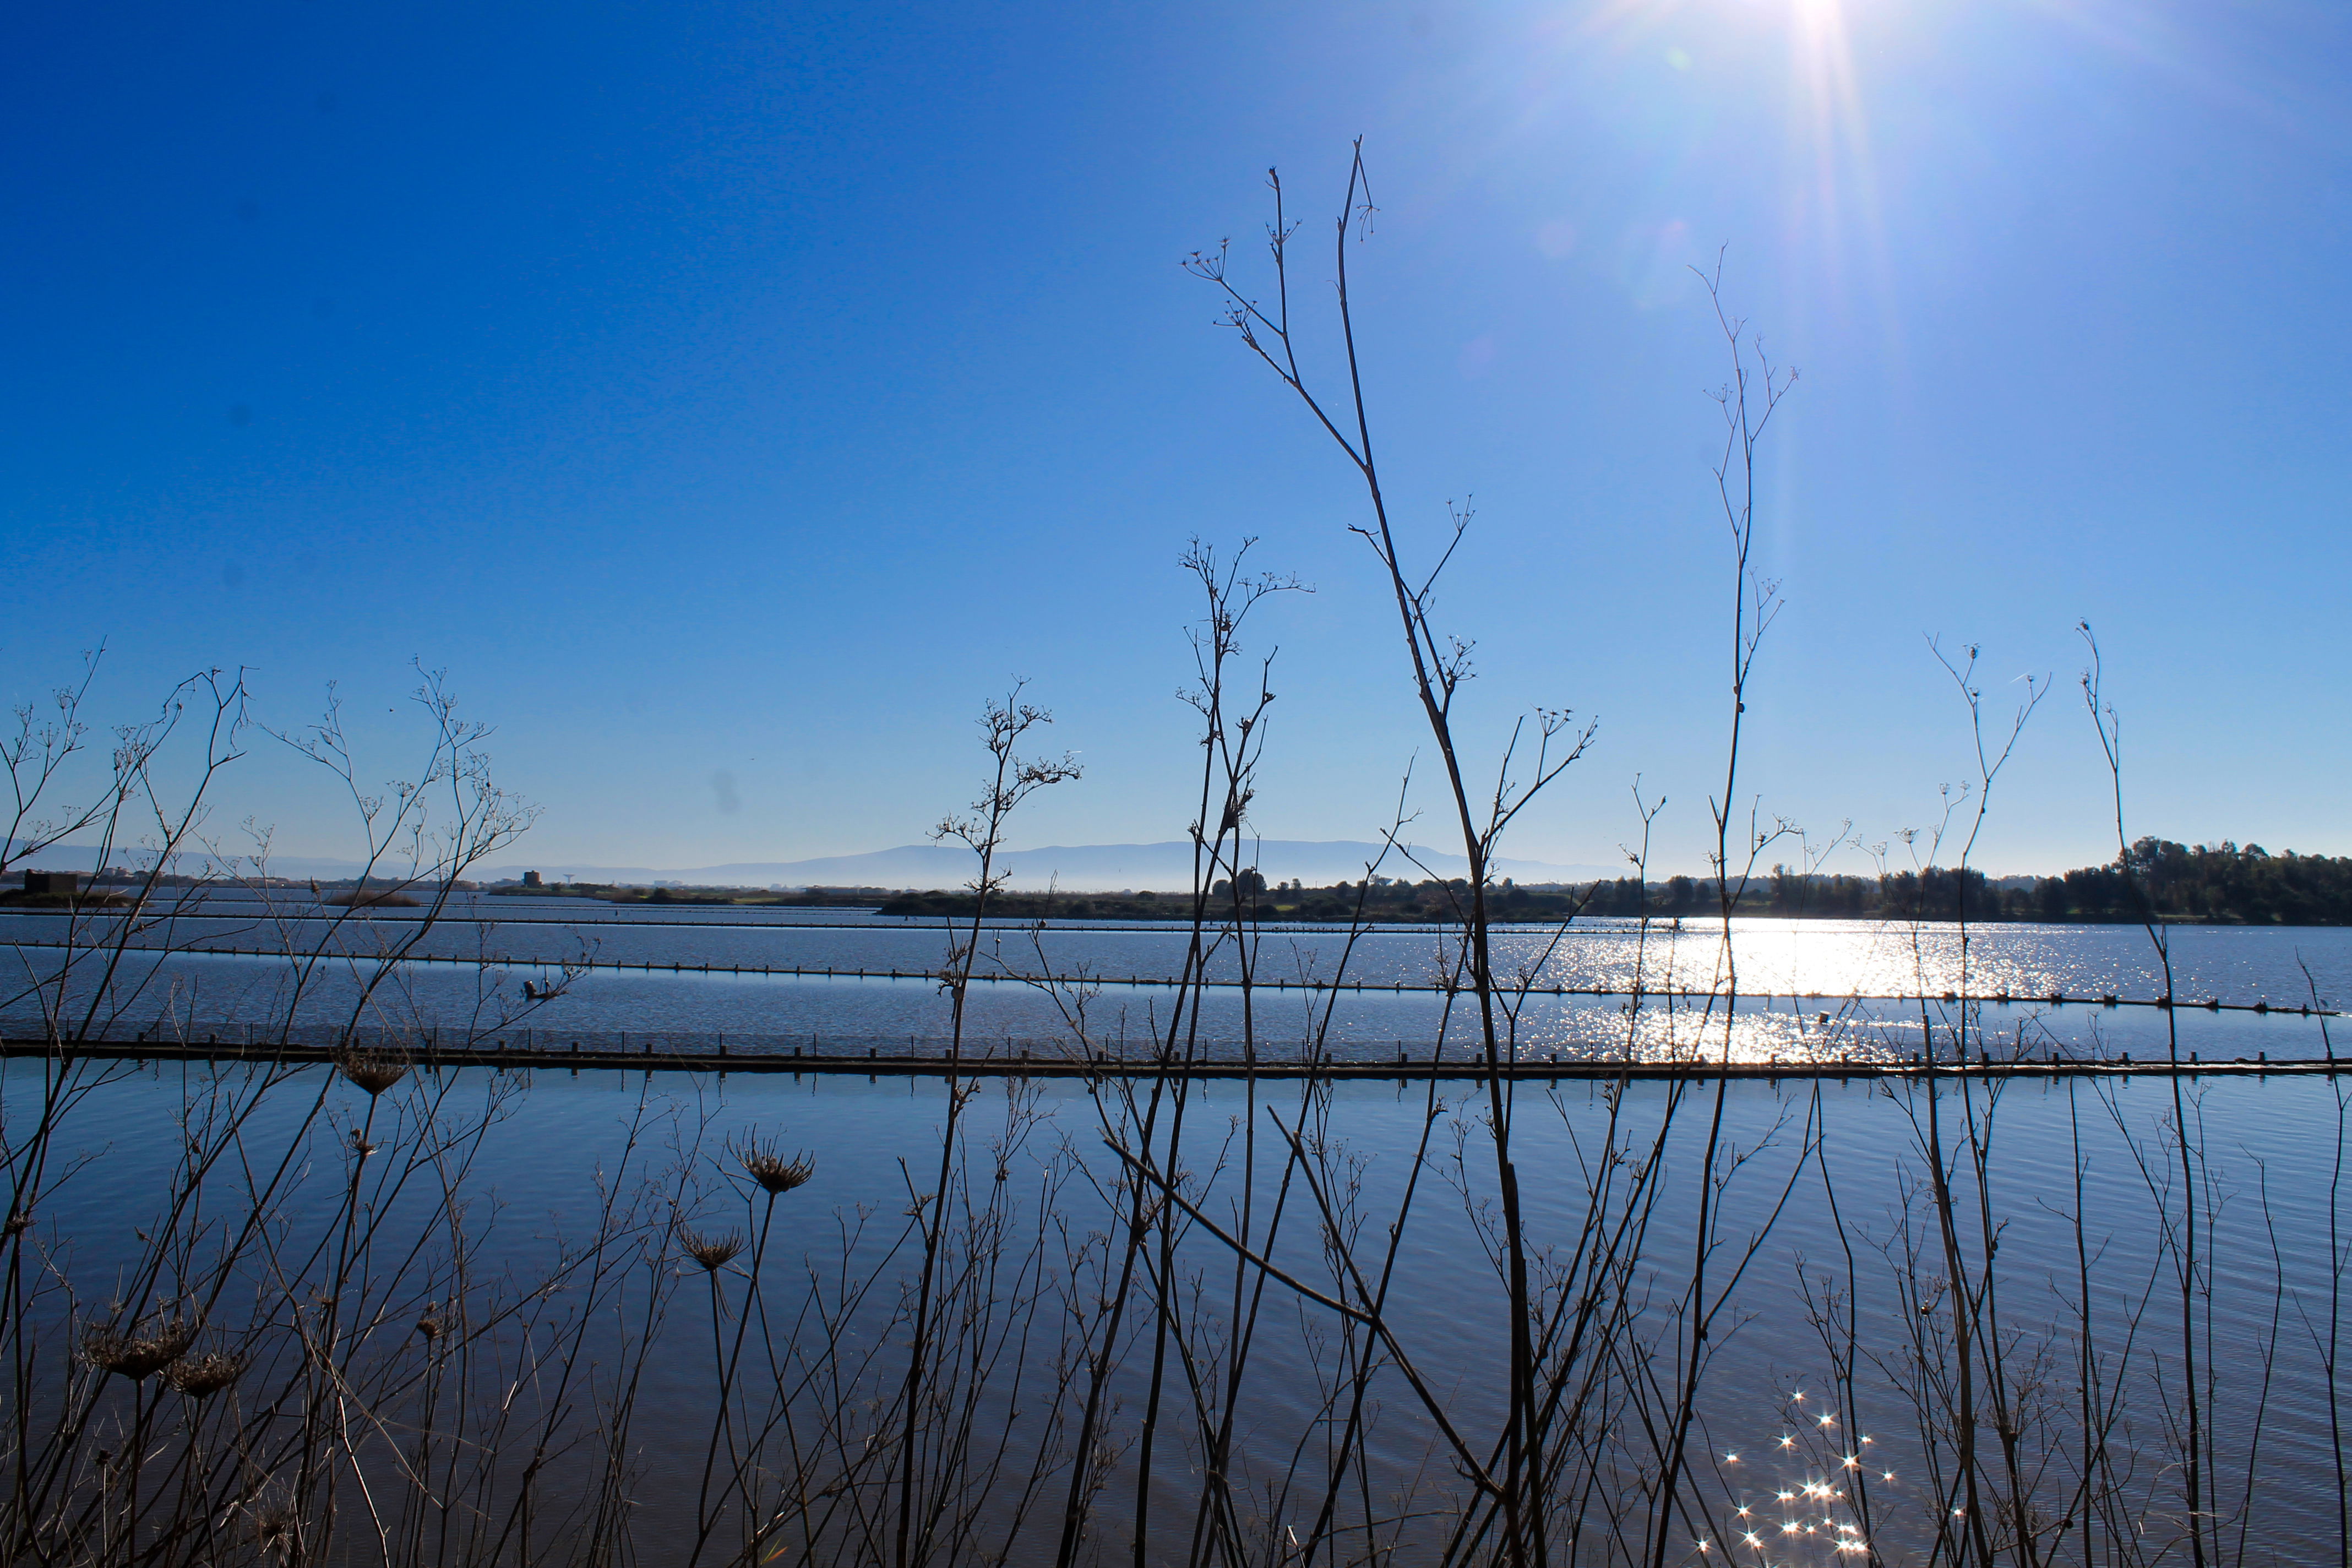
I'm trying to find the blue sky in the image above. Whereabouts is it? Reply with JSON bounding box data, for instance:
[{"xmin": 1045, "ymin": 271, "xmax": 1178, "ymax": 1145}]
[{"xmin": 7, "ymin": 0, "xmax": 2347, "ymax": 878}]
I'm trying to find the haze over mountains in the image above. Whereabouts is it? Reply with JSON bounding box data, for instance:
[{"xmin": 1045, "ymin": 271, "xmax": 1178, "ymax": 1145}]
[{"xmin": 481, "ymin": 841, "xmax": 1623, "ymax": 891}]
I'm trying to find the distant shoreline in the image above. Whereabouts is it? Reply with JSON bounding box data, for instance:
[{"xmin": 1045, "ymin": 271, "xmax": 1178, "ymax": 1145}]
[{"xmin": 474, "ymin": 860, "xmax": 2352, "ymax": 929}]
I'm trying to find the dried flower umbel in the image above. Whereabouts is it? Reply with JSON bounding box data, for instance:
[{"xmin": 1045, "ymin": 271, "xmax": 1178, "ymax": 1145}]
[
  {"xmin": 335, "ymin": 1047, "xmax": 411, "ymax": 1097},
  {"xmin": 253, "ymin": 1503, "xmax": 298, "ymax": 1560},
  {"xmin": 83, "ymin": 1314, "xmax": 198, "ymax": 1381},
  {"xmin": 165, "ymin": 1351, "xmax": 244, "ymax": 1397},
  {"xmin": 732, "ymin": 1135, "xmax": 815, "ymax": 1195},
  {"xmin": 679, "ymin": 1225, "xmax": 747, "ymax": 1272}
]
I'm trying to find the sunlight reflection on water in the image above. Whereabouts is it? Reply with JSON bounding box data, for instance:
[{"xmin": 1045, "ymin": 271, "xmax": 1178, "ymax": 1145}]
[{"xmin": 5, "ymin": 905, "xmax": 2345, "ymax": 1066}]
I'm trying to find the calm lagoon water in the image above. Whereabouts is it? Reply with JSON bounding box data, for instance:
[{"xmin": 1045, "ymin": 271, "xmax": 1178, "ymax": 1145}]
[
  {"xmin": 12, "ymin": 1057, "xmax": 2349, "ymax": 1560},
  {"xmin": 8, "ymin": 899, "xmax": 2352, "ymax": 1556},
  {"xmin": 4, "ymin": 895, "xmax": 2346, "ymax": 1064}
]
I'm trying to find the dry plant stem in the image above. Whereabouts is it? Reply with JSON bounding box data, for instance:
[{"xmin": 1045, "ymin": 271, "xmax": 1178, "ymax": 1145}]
[
  {"xmin": 1105, "ymin": 1137, "xmax": 1503, "ymax": 1510},
  {"xmin": 262, "ymin": 668, "xmax": 544, "ymax": 1055},
  {"xmin": 1809, "ymin": 1088, "xmax": 1882, "ymax": 1564},
  {"xmin": 1099, "ymin": 541, "xmax": 1293, "ymax": 1568},
  {"xmin": 0, "ymin": 670, "xmax": 665, "ymax": 1568},
  {"xmin": 2233, "ymin": 1165, "xmax": 2291, "ymax": 1568},
  {"xmin": 0, "ymin": 649, "xmax": 116, "ymax": 890},
  {"xmin": 1139, "ymin": 549, "xmax": 1305, "ymax": 1567},
  {"xmin": 2053, "ymin": 1077, "xmax": 2099, "ymax": 1564},
  {"xmin": 1033, "ymin": 543, "xmax": 1351, "ymax": 1566},
  {"xmin": 1935, "ymin": 640, "xmax": 2046, "ymax": 1568},
  {"xmin": 1293, "ymin": 858, "xmax": 1443, "ymax": 1568},
  {"xmin": 1865, "ymin": 639, "xmax": 2038, "ymax": 1568},
  {"xmin": 1193, "ymin": 140, "xmax": 1597, "ymax": 1567},
  {"xmin": 896, "ymin": 685, "xmax": 1076, "ymax": 1568},
  {"xmin": 683, "ymin": 1174, "xmax": 783, "ymax": 1567},
  {"xmin": 2, "ymin": 687, "xmax": 280, "ymax": 1554},
  {"xmin": 2301, "ymin": 959, "xmax": 2348, "ymax": 1568},
  {"xmin": 1651, "ymin": 257, "xmax": 1794, "ymax": 1568},
  {"xmin": 2082, "ymin": 625, "xmax": 2206, "ymax": 1568},
  {"xmin": 1176, "ymin": 611, "xmax": 1364, "ymax": 1568},
  {"xmin": 2062, "ymin": 1072, "xmax": 2134, "ymax": 1568},
  {"xmin": 1182, "ymin": 831, "xmax": 1393, "ymax": 1565},
  {"xmin": 1909, "ymin": 981, "xmax": 1987, "ymax": 1562},
  {"xmin": 1260, "ymin": 851, "xmax": 1420, "ymax": 1561},
  {"xmin": 7, "ymin": 1053, "xmax": 675, "ymax": 1567},
  {"xmin": 1619, "ymin": 781, "xmax": 1668, "ymax": 1064},
  {"xmin": 46, "ymin": 671, "xmax": 251, "ymax": 1049},
  {"xmin": 1054, "ymin": 1058, "xmax": 1174, "ymax": 1565}
]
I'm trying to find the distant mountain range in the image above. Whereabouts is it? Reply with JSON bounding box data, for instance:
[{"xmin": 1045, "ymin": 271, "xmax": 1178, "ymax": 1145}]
[{"xmin": 480, "ymin": 841, "xmax": 1624, "ymax": 892}]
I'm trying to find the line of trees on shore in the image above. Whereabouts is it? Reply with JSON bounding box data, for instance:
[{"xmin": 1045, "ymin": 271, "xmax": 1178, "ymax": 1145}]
[
  {"xmin": 868, "ymin": 838, "xmax": 2352, "ymax": 926},
  {"xmin": 1734, "ymin": 837, "xmax": 2352, "ymax": 925},
  {"xmin": 1566, "ymin": 836, "xmax": 2352, "ymax": 925}
]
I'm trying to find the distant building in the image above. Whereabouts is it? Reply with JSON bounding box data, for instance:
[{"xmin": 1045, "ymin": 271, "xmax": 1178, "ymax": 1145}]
[
  {"xmin": 522, "ymin": 870, "xmax": 543, "ymax": 888},
  {"xmin": 21, "ymin": 870, "xmax": 82, "ymax": 895}
]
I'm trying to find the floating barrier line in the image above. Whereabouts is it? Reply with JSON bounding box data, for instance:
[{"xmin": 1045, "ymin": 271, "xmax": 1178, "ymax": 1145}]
[
  {"xmin": 0, "ymin": 939, "xmax": 2337, "ymax": 1017},
  {"xmin": 2, "ymin": 1036, "xmax": 2338, "ymax": 1082}
]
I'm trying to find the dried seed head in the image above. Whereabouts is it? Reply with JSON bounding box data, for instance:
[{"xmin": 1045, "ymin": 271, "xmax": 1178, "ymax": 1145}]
[
  {"xmin": 349, "ymin": 1129, "xmax": 378, "ymax": 1158},
  {"xmin": 731, "ymin": 1135, "xmax": 814, "ymax": 1196},
  {"xmin": 83, "ymin": 1314, "xmax": 198, "ymax": 1381},
  {"xmin": 165, "ymin": 1351, "xmax": 244, "ymax": 1397},
  {"xmin": 3, "ymin": 1212, "xmax": 27, "ymax": 1239},
  {"xmin": 335, "ymin": 1047, "xmax": 411, "ymax": 1097},
  {"xmin": 678, "ymin": 1225, "xmax": 745, "ymax": 1272},
  {"xmin": 254, "ymin": 1503, "xmax": 298, "ymax": 1559},
  {"xmin": 415, "ymin": 1310, "xmax": 443, "ymax": 1341}
]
